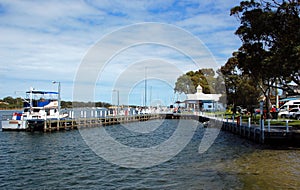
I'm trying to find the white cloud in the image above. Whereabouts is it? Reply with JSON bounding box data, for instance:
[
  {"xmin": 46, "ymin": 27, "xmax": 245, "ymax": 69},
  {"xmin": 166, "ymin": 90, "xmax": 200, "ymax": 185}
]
[{"xmin": 0, "ymin": 0, "xmax": 242, "ymax": 104}]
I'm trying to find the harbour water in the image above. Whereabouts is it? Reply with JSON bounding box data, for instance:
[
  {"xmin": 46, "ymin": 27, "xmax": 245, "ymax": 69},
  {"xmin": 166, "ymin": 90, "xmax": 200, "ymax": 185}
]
[{"xmin": 1, "ymin": 110, "xmax": 300, "ymax": 189}]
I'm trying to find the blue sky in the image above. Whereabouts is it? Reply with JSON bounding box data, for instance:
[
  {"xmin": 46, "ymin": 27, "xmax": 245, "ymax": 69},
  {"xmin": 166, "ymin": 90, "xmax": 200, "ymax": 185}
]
[{"xmin": 0, "ymin": 0, "xmax": 241, "ymax": 106}]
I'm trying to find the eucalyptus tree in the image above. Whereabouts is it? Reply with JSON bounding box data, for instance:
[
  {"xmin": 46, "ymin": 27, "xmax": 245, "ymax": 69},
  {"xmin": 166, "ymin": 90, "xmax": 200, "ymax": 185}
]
[
  {"xmin": 221, "ymin": 53, "xmax": 260, "ymax": 111},
  {"xmin": 174, "ymin": 68, "xmax": 219, "ymax": 94},
  {"xmin": 230, "ymin": 0, "xmax": 300, "ymax": 117}
]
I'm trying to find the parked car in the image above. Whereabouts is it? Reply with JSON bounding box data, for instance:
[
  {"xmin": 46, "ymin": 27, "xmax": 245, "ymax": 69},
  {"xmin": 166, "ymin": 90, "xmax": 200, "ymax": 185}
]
[
  {"xmin": 291, "ymin": 110, "xmax": 300, "ymax": 120},
  {"xmin": 279, "ymin": 100, "xmax": 300, "ymax": 111},
  {"xmin": 278, "ymin": 108, "xmax": 300, "ymax": 119}
]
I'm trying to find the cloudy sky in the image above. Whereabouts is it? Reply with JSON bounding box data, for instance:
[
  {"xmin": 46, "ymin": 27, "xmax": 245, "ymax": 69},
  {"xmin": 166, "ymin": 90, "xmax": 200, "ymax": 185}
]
[{"xmin": 0, "ymin": 0, "xmax": 241, "ymax": 106}]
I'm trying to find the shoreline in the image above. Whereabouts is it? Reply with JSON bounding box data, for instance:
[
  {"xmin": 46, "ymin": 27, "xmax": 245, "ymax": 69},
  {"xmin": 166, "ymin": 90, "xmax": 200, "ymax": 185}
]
[{"xmin": 0, "ymin": 108, "xmax": 22, "ymax": 111}]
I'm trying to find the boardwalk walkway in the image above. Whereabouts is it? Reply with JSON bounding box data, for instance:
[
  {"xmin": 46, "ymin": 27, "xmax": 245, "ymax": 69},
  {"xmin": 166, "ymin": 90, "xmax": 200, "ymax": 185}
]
[
  {"xmin": 198, "ymin": 113, "xmax": 300, "ymax": 144},
  {"xmin": 2, "ymin": 111, "xmax": 300, "ymax": 145}
]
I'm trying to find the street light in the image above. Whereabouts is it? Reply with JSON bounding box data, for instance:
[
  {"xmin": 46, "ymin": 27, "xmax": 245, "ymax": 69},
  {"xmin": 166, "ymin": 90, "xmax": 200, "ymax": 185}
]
[
  {"xmin": 52, "ymin": 81, "xmax": 61, "ymax": 115},
  {"xmin": 113, "ymin": 89, "xmax": 119, "ymax": 115}
]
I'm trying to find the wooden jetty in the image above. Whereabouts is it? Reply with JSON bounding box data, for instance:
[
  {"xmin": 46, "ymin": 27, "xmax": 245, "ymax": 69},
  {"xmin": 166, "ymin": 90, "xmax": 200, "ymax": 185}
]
[
  {"xmin": 160, "ymin": 113, "xmax": 300, "ymax": 145},
  {"xmin": 219, "ymin": 117, "xmax": 300, "ymax": 145},
  {"xmin": 3, "ymin": 111, "xmax": 300, "ymax": 145},
  {"xmin": 27, "ymin": 114, "xmax": 163, "ymax": 132},
  {"xmin": 176, "ymin": 113, "xmax": 300, "ymax": 145},
  {"xmin": 24, "ymin": 113, "xmax": 209, "ymax": 132}
]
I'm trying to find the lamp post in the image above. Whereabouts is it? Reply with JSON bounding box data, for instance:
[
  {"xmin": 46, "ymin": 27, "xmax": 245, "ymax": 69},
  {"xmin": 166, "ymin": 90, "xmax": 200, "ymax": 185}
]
[
  {"xmin": 52, "ymin": 81, "xmax": 61, "ymax": 115},
  {"xmin": 113, "ymin": 89, "xmax": 119, "ymax": 115}
]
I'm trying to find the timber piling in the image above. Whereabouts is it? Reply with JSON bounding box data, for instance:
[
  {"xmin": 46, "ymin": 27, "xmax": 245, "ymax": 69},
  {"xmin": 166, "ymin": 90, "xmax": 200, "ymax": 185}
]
[{"xmin": 27, "ymin": 114, "xmax": 163, "ymax": 132}]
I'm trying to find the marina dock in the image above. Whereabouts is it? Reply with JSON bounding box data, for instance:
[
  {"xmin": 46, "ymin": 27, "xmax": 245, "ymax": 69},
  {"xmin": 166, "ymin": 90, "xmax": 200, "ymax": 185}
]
[
  {"xmin": 220, "ymin": 118, "xmax": 300, "ymax": 145},
  {"xmin": 196, "ymin": 114, "xmax": 300, "ymax": 145},
  {"xmin": 2, "ymin": 111, "xmax": 300, "ymax": 145},
  {"xmin": 22, "ymin": 114, "xmax": 163, "ymax": 132},
  {"xmin": 162, "ymin": 113, "xmax": 300, "ymax": 145}
]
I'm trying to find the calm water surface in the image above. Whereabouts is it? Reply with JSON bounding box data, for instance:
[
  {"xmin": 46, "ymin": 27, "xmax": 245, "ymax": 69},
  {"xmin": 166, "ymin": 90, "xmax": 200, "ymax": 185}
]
[{"xmin": 0, "ymin": 110, "xmax": 300, "ymax": 189}]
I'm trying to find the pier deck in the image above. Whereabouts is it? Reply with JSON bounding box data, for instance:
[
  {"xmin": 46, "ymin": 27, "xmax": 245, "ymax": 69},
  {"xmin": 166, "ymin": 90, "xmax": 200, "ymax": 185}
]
[
  {"xmin": 25, "ymin": 114, "xmax": 163, "ymax": 132},
  {"xmin": 195, "ymin": 114, "xmax": 300, "ymax": 145},
  {"xmin": 2, "ymin": 112, "xmax": 299, "ymax": 145},
  {"xmin": 164, "ymin": 113, "xmax": 300, "ymax": 144}
]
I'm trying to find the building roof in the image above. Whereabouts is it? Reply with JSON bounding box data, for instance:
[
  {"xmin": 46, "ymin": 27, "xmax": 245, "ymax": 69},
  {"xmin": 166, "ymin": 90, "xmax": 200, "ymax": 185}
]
[
  {"xmin": 186, "ymin": 93, "xmax": 221, "ymax": 101},
  {"xmin": 26, "ymin": 91, "xmax": 58, "ymax": 95},
  {"xmin": 280, "ymin": 97, "xmax": 300, "ymax": 102},
  {"xmin": 185, "ymin": 85, "xmax": 222, "ymax": 101}
]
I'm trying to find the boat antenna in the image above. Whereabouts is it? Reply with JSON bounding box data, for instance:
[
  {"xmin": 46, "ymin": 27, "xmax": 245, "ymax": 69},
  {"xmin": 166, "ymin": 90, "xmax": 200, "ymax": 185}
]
[{"xmin": 145, "ymin": 67, "xmax": 147, "ymax": 108}]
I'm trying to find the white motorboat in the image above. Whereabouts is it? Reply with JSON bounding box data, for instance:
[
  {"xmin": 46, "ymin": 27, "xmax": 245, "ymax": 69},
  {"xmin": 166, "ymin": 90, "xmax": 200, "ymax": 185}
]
[{"xmin": 1, "ymin": 88, "xmax": 67, "ymax": 131}]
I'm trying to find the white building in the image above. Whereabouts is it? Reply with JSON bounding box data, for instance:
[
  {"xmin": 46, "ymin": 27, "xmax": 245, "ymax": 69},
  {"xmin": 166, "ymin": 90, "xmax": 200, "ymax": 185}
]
[{"xmin": 184, "ymin": 85, "xmax": 223, "ymax": 111}]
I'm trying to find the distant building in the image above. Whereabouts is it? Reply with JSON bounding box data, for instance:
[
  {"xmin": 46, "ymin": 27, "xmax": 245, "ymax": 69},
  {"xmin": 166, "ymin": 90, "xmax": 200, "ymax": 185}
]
[
  {"xmin": 0, "ymin": 101, "xmax": 9, "ymax": 105},
  {"xmin": 184, "ymin": 85, "xmax": 222, "ymax": 111}
]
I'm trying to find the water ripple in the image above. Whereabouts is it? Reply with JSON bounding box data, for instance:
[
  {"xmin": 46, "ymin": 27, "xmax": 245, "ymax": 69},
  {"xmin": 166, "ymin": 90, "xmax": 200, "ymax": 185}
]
[{"xmin": 0, "ymin": 116, "xmax": 300, "ymax": 189}]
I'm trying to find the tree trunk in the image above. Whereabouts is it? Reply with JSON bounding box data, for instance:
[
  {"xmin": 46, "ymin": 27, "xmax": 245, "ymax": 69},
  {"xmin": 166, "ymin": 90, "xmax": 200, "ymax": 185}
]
[{"xmin": 265, "ymin": 89, "xmax": 273, "ymax": 119}]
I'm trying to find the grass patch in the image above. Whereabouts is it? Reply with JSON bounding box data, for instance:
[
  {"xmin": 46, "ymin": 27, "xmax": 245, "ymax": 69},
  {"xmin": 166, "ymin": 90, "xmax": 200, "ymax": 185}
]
[{"xmin": 222, "ymin": 113, "xmax": 300, "ymax": 127}]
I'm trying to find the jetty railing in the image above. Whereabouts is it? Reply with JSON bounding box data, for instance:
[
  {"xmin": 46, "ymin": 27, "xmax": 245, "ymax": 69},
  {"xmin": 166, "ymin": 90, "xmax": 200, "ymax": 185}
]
[
  {"xmin": 39, "ymin": 111, "xmax": 163, "ymax": 132},
  {"xmin": 2, "ymin": 109, "xmax": 300, "ymax": 144},
  {"xmin": 211, "ymin": 114, "xmax": 299, "ymax": 144}
]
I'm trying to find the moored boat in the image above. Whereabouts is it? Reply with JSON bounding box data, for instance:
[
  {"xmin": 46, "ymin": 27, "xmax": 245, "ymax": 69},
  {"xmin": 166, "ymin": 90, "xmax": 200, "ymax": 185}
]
[{"xmin": 1, "ymin": 88, "xmax": 67, "ymax": 131}]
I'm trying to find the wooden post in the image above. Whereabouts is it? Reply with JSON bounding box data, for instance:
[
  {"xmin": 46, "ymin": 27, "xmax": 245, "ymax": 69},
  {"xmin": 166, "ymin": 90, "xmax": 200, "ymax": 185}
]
[
  {"xmin": 239, "ymin": 116, "xmax": 242, "ymax": 134},
  {"xmin": 248, "ymin": 117, "xmax": 251, "ymax": 138},
  {"xmin": 261, "ymin": 119, "xmax": 265, "ymax": 144},
  {"xmin": 43, "ymin": 113, "xmax": 47, "ymax": 132},
  {"xmin": 248, "ymin": 117, "xmax": 251, "ymax": 128},
  {"xmin": 71, "ymin": 116, "xmax": 74, "ymax": 129},
  {"xmin": 57, "ymin": 118, "xmax": 60, "ymax": 131},
  {"xmin": 48, "ymin": 119, "xmax": 52, "ymax": 132},
  {"xmin": 84, "ymin": 111, "xmax": 87, "ymax": 126},
  {"xmin": 43, "ymin": 120, "xmax": 45, "ymax": 132}
]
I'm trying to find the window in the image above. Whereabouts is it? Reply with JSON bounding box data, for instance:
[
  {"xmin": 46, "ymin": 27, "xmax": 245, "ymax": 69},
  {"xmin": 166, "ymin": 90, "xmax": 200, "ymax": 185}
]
[
  {"xmin": 290, "ymin": 105, "xmax": 298, "ymax": 109},
  {"xmin": 280, "ymin": 105, "xmax": 287, "ymax": 110}
]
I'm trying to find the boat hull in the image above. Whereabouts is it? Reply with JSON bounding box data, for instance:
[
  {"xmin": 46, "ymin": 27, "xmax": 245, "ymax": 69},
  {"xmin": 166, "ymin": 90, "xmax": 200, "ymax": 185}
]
[
  {"xmin": 1, "ymin": 120, "xmax": 28, "ymax": 131},
  {"xmin": 26, "ymin": 119, "xmax": 46, "ymax": 131}
]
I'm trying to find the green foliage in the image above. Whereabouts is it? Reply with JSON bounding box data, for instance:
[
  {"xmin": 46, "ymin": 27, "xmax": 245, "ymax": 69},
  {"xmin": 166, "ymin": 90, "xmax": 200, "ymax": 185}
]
[
  {"xmin": 174, "ymin": 74, "xmax": 195, "ymax": 94},
  {"xmin": 221, "ymin": 55, "xmax": 260, "ymax": 109},
  {"xmin": 174, "ymin": 68, "xmax": 224, "ymax": 94},
  {"xmin": 231, "ymin": 0, "xmax": 300, "ymax": 91},
  {"xmin": 0, "ymin": 96, "xmax": 23, "ymax": 109},
  {"xmin": 228, "ymin": 0, "xmax": 299, "ymax": 117}
]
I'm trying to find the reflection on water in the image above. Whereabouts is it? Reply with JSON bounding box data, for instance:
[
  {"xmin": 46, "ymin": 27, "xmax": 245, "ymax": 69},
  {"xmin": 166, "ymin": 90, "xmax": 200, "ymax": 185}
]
[
  {"xmin": 0, "ymin": 111, "xmax": 299, "ymax": 189},
  {"xmin": 228, "ymin": 148, "xmax": 300, "ymax": 189}
]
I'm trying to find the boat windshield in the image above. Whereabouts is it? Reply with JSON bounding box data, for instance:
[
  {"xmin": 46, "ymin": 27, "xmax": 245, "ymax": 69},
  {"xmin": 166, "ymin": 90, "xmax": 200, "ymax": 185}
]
[{"xmin": 26, "ymin": 91, "xmax": 58, "ymax": 100}]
